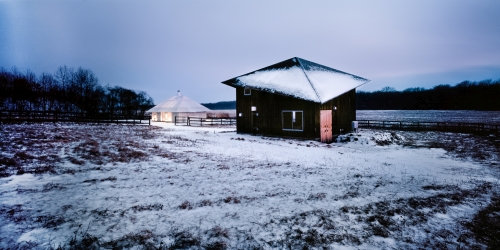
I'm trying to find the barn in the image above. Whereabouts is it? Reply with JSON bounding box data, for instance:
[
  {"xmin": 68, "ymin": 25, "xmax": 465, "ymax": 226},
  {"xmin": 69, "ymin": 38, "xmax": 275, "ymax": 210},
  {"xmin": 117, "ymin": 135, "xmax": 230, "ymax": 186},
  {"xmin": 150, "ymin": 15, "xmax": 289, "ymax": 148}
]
[
  {"xmin": 147, "ymin": 91, "xmax": 211, "ymax": 122},
  {"xmin": 221, "ymin": 57, "xmax": 369, "ymax": 143}
]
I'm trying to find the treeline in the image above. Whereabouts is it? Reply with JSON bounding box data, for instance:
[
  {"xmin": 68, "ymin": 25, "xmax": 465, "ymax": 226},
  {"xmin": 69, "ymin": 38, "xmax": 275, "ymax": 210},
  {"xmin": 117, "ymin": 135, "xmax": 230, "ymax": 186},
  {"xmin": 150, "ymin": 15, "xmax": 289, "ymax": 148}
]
[
  {"xmin": 201, "ymin": 100, "xmax": 236, "ymax": 110},
  {"xmin": 0, "ymin": 66, "xmax": 154, "ymax": 116},
  {"xmin": 357, "ymin": 79, "xmax": 500, "ymax": 110}
]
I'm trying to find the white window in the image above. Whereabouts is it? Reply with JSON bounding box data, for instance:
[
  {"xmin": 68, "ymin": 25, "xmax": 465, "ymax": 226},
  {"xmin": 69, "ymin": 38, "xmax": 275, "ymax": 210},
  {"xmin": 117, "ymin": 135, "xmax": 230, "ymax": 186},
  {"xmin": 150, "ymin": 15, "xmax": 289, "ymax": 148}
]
[
  {"xmin": 244, "ymin": 87, "xmax": 251, "ymax": 95},
  {"xmin": 282, "ymin": 110, "xmax": 303, "ymax": 131}
]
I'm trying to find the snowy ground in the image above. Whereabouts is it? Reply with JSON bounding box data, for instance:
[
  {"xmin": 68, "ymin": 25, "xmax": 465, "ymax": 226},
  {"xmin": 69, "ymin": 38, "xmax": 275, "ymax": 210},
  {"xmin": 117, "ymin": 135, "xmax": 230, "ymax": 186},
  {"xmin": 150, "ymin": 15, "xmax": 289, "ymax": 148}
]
[{"xmin": 0, "ymin": 122, "xmax": 499, "ymax": 249}]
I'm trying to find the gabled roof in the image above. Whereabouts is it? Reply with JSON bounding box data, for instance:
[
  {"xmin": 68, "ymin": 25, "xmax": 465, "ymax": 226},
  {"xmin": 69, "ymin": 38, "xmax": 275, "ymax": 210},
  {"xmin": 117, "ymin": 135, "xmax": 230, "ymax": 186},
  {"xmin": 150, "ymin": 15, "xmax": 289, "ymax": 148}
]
[
  {"xmin": 222, "ymin": 57, "xmax": 369, "ymax": 104},
  {"xmin": 147, "ymin": 92, "xmax": 211, "ymax": 113}
]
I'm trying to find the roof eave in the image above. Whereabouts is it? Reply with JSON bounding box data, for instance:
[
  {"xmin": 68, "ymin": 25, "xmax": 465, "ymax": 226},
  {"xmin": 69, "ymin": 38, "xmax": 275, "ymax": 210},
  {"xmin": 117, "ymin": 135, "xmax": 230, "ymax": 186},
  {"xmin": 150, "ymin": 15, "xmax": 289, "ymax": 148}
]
[
  {"xmin": 221, "ymin": 80, "xmax": 238, "ymax": 88},
  {"xmin": 221, "ymin": 57, "xmax": 300, "ymax": 87},
  {"xmin": 318, "ymin": 80, "xmax": 371, "ymax": 104}
]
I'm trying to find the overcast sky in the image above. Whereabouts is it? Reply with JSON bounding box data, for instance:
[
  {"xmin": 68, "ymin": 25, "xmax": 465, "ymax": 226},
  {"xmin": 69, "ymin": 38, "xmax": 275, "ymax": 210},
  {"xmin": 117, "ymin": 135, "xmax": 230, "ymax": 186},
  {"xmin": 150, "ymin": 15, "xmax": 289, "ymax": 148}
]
[{"xmin": 1, "ymin": 0, "xmax": 499, "ymax": 104}]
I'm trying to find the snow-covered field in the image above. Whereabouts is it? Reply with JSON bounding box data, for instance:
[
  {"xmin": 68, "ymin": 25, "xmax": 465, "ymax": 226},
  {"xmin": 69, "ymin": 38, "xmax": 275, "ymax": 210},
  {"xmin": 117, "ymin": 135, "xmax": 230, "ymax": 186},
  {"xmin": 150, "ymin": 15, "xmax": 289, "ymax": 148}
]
[
  {"xmin": 0, "ymin": 122, "xmax": 499, "ymax": 249},
  {"xmin": 357, "ymin": 110, "xmax": 500, "ymax": 124}
]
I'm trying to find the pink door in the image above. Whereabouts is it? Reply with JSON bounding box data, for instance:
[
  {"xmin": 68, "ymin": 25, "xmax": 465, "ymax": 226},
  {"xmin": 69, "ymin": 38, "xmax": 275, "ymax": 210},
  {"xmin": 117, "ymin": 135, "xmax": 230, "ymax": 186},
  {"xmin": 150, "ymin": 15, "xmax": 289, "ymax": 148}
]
[{"xmin": 320, "ymin": 110, "xmax": 332, "ymax": 143}]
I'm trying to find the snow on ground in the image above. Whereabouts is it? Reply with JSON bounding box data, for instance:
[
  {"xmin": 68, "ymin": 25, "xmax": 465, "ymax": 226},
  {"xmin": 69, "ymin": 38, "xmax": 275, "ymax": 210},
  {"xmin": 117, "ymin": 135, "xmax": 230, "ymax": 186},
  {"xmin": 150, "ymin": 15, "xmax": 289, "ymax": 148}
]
[{"xmin": 0, "ymin": 122, "xmax": 499, "ymax": 249}]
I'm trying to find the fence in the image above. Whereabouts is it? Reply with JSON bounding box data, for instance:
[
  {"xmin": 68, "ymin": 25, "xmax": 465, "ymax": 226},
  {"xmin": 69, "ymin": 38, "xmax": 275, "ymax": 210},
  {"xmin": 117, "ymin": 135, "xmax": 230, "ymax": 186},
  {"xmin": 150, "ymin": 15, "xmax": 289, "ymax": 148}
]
[
  {"xmin": 357, "ymin": 120, "xmax": 499, "ymax": 135},
  {"xmin": 0, "ymin": 110, "xmax": 151, "ymax": 125},
  {"xmin": 174, "ymin": 116, "xmax": 236, "ymax": 127}
]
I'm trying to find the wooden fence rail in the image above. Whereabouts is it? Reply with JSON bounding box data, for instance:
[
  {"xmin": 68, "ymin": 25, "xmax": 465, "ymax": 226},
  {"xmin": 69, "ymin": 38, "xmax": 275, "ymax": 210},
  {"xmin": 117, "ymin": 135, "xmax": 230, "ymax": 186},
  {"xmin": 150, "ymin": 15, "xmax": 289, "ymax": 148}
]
[
  {"xmin": 356, "ymin": 120, "xmax": 499, "ymax": 135},
  {"xmin": 0, "ymin": 110, "xmax": 151, "ymax": 125},
  {"xmin": 174, "ymin": 116, "xmax": 236, "ymax": 127}
]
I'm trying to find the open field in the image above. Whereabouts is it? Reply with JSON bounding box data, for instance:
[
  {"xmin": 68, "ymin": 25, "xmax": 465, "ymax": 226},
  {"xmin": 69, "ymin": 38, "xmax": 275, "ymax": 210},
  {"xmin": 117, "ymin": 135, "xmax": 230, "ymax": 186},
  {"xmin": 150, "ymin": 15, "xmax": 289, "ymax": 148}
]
[
  {"xmin": 357, "ymin": 110, "xmax": 500, "ymax": 124},
  {"xmin": 0, "ymin": 123, "xmax": 499, "ymax": 249}
]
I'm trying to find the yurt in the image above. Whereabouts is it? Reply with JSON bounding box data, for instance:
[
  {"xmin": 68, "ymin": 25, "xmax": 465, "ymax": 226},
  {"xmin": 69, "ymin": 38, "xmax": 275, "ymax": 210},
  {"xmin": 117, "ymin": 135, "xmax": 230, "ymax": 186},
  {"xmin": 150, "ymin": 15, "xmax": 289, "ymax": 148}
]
[{"xmin": 147, "ymin": 91, "xmax": 211, "ymax": 122}]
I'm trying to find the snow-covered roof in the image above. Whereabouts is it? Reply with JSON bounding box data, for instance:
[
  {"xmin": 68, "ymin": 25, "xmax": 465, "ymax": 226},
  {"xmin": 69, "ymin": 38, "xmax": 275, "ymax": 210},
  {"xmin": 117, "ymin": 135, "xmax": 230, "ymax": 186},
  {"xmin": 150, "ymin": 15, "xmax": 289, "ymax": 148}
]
[
  {"xmin": 222, "ymin": 57, "xmax": 370, "ymax": 104},
  {"xmin": 147, "ymin": 92, "xmax": 211, "ymax": 113}
]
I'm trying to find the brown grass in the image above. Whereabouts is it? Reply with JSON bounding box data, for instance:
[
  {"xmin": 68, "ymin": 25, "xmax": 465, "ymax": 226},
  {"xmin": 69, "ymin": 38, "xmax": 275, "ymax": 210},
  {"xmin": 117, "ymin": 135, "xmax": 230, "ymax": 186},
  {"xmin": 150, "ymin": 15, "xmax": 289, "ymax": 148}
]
[{"xmin": 0, "ymin": 123, "xmax": 176, "ymax": 177}]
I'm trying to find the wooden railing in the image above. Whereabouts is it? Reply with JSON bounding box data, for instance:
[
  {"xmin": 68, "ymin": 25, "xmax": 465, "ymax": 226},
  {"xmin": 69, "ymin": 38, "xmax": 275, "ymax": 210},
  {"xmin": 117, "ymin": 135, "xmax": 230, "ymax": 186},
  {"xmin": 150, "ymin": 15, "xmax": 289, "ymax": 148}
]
[
  {"xmin": 174, "ymin": 116, "xmax": 236, "ymax": 127},
  {"xmin": 0, "ymin": 110, "xmax": 151, "ymax": 125},
  {"xmin": 357, "ymin": 120, "xmax": 499, "ymax": 135}
]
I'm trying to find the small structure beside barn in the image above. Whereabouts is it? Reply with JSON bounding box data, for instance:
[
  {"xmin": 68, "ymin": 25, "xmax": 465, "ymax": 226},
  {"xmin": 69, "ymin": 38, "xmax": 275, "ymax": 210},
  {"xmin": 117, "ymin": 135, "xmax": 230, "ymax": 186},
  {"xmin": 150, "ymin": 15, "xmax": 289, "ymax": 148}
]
[
  {"xmin": 221, "ymin": 57, "xmax": 369, "ymax": 143},
  {"xmin": 147, "ymin": 91, "xmax": 211, "ymax": 122}
]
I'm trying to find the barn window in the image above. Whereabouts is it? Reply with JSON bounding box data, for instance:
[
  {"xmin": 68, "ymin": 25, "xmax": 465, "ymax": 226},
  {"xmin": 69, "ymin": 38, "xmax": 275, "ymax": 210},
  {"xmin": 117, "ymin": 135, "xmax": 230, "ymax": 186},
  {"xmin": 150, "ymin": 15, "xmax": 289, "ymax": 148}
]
[
  {"xmin": 282, "ymin": 110, "xmax": 303, "ymax": 131},
  {"xmin": 244, "ymin": 87, "xmax": 251, "ymax": 95}
]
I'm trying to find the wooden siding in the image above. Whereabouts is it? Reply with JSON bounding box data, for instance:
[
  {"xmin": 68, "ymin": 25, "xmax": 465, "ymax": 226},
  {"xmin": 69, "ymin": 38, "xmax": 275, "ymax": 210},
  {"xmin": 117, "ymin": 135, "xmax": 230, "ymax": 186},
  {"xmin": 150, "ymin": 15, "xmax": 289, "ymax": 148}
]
[
  {"xmin": 319, "ymin": 89, "xmax": 356, "ymax": 134},
  {"xmin": 236, "ymin": 87, "xmax": 357, "ymax": 139},
  {"xmin": 236, "ymin": 87, "xmax": 252, "ymax": 133},
  {"xmin": 236, "ymin": 87, "xmax": 317, "ymax": 138}
]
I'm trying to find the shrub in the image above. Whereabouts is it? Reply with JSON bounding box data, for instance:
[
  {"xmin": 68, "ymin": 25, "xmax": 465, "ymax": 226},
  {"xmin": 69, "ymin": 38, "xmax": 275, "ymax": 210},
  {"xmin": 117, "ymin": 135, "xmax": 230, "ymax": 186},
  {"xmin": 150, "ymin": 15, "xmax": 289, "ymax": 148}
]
[
  {"xmin": 466, "ymin": 194, "xmax": 500, "ymax": 248},
  {"xmin": 199, "ymin": 199, "xmax": 213, "ymax": 207},
  {"xmin": 223, "ymin": 196, "xmax": 240, "ymax": 204},
  {"xmin": 168, "ymin": 231, "xmax": 200, "ymax": 249},
  {"xmin": 131, "ymin": 203, "xmax": 163, "ymax": 212},
  {"xmin": 179, "ymin": 201, "xmax": 193, "ymax": 210}
]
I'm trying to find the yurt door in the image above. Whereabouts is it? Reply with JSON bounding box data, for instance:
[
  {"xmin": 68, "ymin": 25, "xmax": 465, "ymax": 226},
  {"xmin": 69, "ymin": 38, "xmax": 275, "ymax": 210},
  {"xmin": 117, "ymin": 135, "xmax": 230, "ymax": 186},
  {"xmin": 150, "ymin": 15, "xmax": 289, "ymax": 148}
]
[{"xmin": 320, "ymin": 110, "xmax": 332, "ymax": 143}]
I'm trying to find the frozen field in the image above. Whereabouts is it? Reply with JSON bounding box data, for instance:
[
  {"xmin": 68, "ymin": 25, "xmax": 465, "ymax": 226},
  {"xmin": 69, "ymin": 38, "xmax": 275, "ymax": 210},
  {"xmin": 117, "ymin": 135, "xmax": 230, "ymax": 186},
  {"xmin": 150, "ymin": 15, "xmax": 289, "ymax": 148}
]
[
  {"xmin": 0, "ymin": 123, "xmax": 499, "ymax": 249},
  {"xmin": 357, "ymin": 110, "xmax": 500, "ymax": 124}
]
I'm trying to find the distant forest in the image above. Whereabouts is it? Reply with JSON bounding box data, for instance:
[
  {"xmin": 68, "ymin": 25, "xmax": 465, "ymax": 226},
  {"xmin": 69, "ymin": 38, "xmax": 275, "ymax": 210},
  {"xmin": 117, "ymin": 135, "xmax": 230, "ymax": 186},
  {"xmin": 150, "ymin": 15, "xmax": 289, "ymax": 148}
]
[
  {"xmin": 0, "ymin": 67, "xmax": 154, "ymax": 115},
  {"xmin": 357, "ymin": 79, "xmax": 500, "ymax": 110},
  {"xmin": 202, "ymin": 79, "xmax": 500, "ymax": 111},
  {"xmin": 201, "ymin": 100, "xmax": 236, "ymax": 110}
]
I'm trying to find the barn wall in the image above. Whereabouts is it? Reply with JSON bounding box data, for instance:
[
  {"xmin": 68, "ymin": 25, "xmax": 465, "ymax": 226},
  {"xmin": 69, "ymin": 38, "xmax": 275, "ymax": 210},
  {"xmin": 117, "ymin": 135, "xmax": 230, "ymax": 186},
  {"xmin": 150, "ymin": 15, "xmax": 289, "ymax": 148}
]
[
  {"xmin": 320, "ymin": 89, "xmax": 356, "ymax": 134},
  {"xmin": 236, "ymin": 87, "xmax": 318, "ymax": 138},
  {"xmin": 236, "ymin": 87, "xmax": 357, "ymax": 138},
  {"xmin": 236, "ymin": 87, "xmax": 252, "ymax": 133}
]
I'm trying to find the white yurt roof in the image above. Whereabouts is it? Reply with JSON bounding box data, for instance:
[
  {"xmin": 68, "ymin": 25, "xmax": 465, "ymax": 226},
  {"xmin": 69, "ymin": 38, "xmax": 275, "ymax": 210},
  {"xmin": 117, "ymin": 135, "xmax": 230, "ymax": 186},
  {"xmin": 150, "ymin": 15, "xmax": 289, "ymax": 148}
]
[{"xmin": 147, "ymin": 91, "xmax": 211, "ymax": 113}]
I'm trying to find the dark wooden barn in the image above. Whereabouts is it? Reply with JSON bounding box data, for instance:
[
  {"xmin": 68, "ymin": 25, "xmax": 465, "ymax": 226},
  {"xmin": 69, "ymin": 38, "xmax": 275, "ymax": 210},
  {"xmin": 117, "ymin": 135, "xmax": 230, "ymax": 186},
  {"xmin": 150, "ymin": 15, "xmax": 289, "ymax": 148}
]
[{"xmin": 222, "ymin": 57, "xmax": 369, "ymax": 143}]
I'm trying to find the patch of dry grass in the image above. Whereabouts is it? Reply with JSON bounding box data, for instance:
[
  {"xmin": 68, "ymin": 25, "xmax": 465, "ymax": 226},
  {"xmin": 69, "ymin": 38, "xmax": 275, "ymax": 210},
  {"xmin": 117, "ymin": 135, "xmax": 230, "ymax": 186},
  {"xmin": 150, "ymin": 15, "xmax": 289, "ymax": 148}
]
[
  {"xmin": 0, "ymin": 123, "xmax": 177, "ymax": 177},
  {"xmin": 360, "ymin": 129, "xmax": 499, "ymax": 164}
]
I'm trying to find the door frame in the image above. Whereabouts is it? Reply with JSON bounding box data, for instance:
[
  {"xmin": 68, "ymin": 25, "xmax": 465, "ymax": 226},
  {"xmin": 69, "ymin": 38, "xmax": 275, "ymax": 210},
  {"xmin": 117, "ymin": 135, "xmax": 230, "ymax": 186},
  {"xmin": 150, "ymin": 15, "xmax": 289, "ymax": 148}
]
[{"xmin": 320, "ymin": 110, "xmax": 332, "ymax": 143}]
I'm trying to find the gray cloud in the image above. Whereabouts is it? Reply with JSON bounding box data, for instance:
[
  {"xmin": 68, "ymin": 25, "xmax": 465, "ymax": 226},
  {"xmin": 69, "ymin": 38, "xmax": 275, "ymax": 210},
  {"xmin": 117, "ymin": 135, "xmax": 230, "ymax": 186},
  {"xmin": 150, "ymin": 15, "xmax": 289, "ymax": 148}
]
[{"xmin": 1, "ymin": 0, "xmax": 499, "ymax": 103}]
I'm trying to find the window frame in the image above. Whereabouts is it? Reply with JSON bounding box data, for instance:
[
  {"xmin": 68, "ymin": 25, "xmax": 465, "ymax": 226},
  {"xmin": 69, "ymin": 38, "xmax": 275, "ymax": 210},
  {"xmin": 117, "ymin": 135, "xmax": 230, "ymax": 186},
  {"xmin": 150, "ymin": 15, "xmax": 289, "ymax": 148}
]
[
  {"xmin": 282, "ymin": 110, "xmax": 304, "ymax": 131},
  {"xmin": 244, "ymin": 87, "xmax": 251, "ymax": 96}
]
